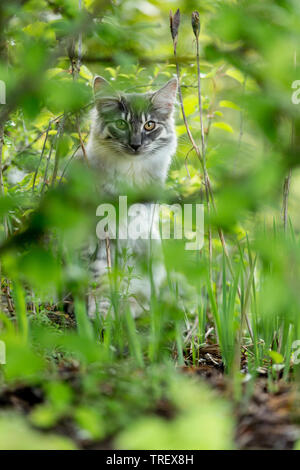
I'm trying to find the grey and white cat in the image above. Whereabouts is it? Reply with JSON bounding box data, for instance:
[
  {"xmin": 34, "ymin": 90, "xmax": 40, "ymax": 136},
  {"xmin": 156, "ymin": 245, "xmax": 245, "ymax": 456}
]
[
  {"xmin": 85, "ymin": 76, "xmax": 178, "ymax": 316},
  {"xmin": 86, "ymin": 75, "xmax": 178, "ymax": 194}
]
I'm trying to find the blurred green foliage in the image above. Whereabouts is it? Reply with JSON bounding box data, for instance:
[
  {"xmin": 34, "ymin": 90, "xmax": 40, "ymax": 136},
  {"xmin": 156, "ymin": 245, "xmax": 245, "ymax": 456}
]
[
  {"xmin": 116, "ymin": 375, "xmax": 234, "ymax": 450},
  {"xmin": 0, "ymin": 413, "xmax": 77, "ymax": 450}
]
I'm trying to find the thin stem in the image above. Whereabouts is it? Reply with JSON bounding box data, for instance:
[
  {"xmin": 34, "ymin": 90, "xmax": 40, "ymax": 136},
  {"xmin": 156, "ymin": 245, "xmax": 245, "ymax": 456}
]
[
  {"xmin": 51, "ymin": 115, "xmax": 66, "ymax": 187},
  {"xmin": 184, "ymin": 147, "xmax": 193, "ymax": 180},
  {"xmin": 59, "ymin": 144, "xmax": 81, "ymax": 184},
  {"xmin": 171, "ymin": 30, "xmax": 254, "ymax": 342},
  {"xmin": 76, "ymin": 116, "xmax": 89, "ymax": 165},
  {"xmin": 105, "ymin": 233, "xmax": 112, "ymax": 270},
  {"xmin": 173, "ymin": 40, "xmax": 223, "ymax": 277},
  {"xmin": 195, "ymin": 40, "xmax": 205, "ymax": 160},
  {"xmin": 195, "ymin": 36, "xmax": 212, "ymax": 282},
  {"xmin": 32, "ymin": 122, "xmax": 51, "ymax": 193},
  {"xmin": 41, "ymin": 132, "xmax": 56, "ymax": 195}
]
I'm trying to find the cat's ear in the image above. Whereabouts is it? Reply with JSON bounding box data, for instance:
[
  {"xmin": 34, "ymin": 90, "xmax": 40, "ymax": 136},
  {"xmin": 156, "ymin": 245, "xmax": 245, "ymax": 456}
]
[
  {"xmin": 151, "ymin": 78, "xmax": 178, "ymax": 114},
  {"xmin": 93, "ymin": 75, "xmax": 120, "ymax": 113},
  {"xmin": 93, "ymin": 76, "xmax": 113, "ymax": 98}
]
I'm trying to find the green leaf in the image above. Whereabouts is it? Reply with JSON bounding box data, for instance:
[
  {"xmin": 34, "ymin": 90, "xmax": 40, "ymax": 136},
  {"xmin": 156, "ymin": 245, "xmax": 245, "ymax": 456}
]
[
  {"xmin": 219, "ymin": 100, "xmax": 241, "ymax": 111},
  {"xmin": 225, "ymin": 67, "xmax": 245, "ymax": 84},
  {"xmin": 268, "ymin": 350, "xmax": 284, "ymax": 364},
  {"xmin": 79, "ymin": 65, "xmax": 93, "ymax": 82},
  {"xmin": 212, "ymin": 122, "xmax": 234, "ymax": 133}
]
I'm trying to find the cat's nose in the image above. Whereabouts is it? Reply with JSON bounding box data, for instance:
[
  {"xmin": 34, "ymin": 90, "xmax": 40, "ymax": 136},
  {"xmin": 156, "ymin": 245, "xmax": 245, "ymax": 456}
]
[{"xmin": 130, "ymin": 144, "xmax": 141, "ymax": 152}]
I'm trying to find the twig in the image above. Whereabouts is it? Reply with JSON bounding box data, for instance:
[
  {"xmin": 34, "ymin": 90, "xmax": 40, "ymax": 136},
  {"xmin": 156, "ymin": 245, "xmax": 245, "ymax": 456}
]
[
  {"xmin": 193, "ymin": 11, "xmax": 212, "ymax": 282},
  {"xmin": 76, "ymin": 116, "xmax": 89, "ymax": 165},
  {"xmin": 41, "ymin": 128, "xmax": 58, "ymax": 195},
  {"xmin": 59, "ymin": 144, "xmax": 81, "ymax": 184},
  {"xmin": 184, "ymin": 147, "xmax": 193, "ymax": 180},
  {"xmin": 32, "ymin": 121, "xmax": 51, "ymax": 193}
]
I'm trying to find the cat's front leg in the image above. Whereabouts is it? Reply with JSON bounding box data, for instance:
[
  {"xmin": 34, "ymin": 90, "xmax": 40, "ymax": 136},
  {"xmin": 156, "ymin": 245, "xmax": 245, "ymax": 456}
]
[{"xmin": 87, "ymin": 240, "xmax": 114, "ymax": 318}]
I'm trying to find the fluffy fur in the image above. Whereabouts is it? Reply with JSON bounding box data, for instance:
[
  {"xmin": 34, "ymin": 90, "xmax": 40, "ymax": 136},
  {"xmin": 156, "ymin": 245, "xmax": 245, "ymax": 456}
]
[
  {"xmin": 86, "ymin": 76, "xmax": 178, "ymax": 194},
  {"xmin": 85, "ymin": 76, "xmax": 178, "ymax": 317}
]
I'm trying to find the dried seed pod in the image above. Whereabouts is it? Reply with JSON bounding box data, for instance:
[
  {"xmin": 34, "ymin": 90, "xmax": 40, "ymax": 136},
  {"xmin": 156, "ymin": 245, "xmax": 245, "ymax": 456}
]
[
  {"xmin": 170, "ymin": 8, "xmax": 180, "ymax": 43},
  {"xmin": 191, "ymin": 11, "xmax": 200, "ymax": 39}
]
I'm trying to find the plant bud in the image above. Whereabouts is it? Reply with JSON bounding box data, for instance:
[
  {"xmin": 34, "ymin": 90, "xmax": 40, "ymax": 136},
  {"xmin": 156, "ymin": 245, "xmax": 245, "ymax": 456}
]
[
  {"xmin": 170, "ymin": 9, "xmax": 180, "ymax": 42},
  {"xmin": 191, "ymin": 11, "xmax": 200, "ymax": 38}
]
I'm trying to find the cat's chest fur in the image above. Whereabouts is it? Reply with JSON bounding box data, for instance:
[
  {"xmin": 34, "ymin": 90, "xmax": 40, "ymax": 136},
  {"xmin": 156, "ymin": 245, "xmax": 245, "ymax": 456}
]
[{"xmin": 86, "ymin": 135, "xmax": 176, "ymax": 194}]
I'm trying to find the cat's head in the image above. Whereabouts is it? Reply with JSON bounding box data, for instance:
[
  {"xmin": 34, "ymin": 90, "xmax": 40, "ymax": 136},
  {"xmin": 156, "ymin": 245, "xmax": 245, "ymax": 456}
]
[{"xmin": 92, "ymin": 76, "xmax": 177, "ymax": 158}]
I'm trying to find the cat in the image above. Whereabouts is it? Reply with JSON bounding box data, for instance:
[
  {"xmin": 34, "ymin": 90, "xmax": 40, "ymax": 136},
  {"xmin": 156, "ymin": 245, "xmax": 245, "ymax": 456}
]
[{"xmin": 84, "ymin": 75, "xmax": 178, "ymax": 317}]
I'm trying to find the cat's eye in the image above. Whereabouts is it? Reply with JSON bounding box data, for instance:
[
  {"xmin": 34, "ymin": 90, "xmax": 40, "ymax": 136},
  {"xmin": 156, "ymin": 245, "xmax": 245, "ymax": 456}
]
[
  {"xmin": 144, "ymin": 121, "xmax": 156, "ymax": 131},
  {"xmin": 115, "ymin": 119, "xmax": 127, "ymax": 130}
]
